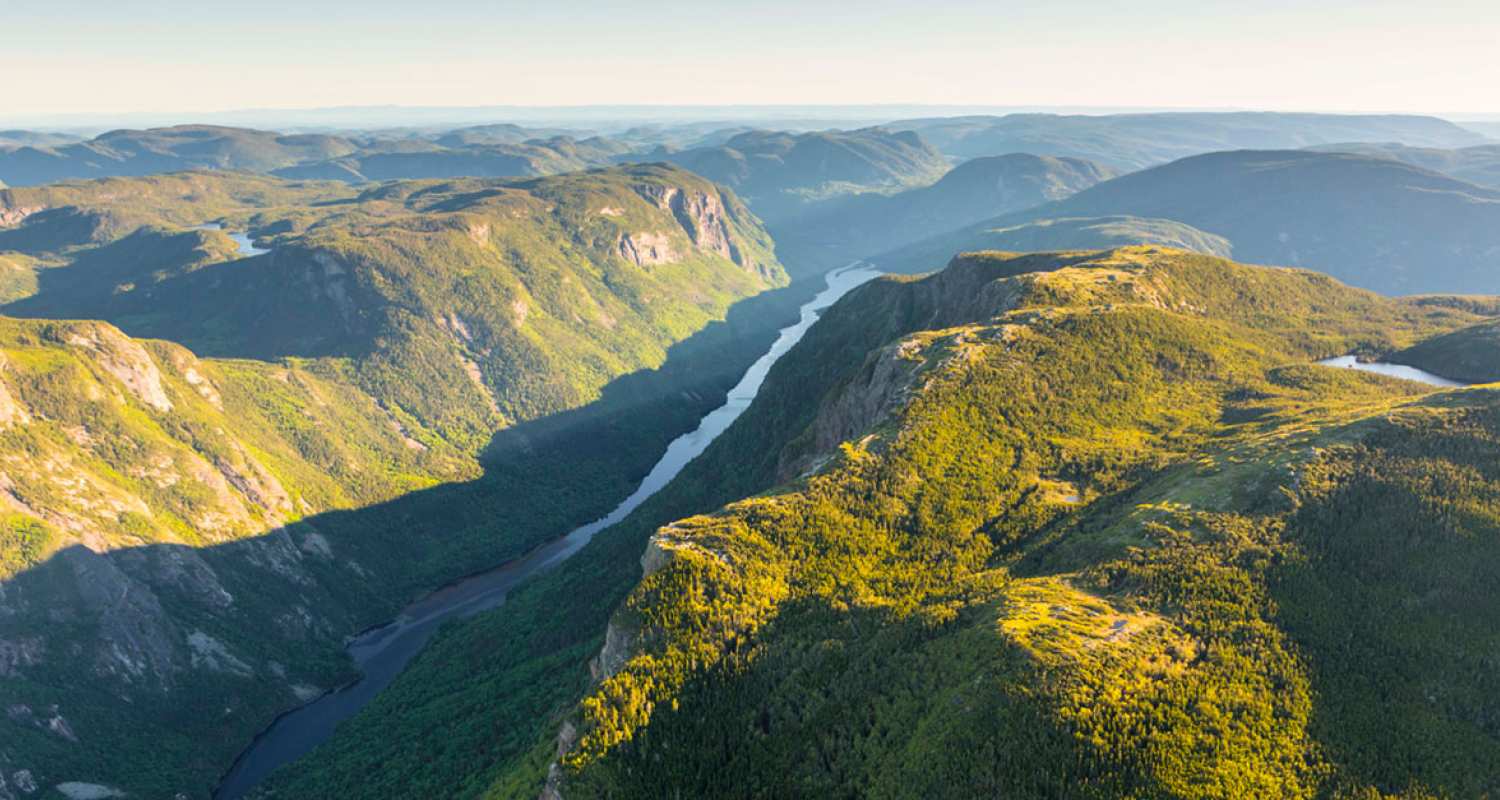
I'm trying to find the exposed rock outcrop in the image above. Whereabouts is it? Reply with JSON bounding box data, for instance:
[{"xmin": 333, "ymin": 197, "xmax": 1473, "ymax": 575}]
[
  {"xmin": 160, "ymin": 346, "xmax": 222, "ymax": 408},
  {"xmin": 213, "ymin": 442, "xmax": 294, "ymax": 520},
  {"xmin": 617, "ymin": 231, "xmax": 676, "ymax": 267},
  {"xmin": 60, "ymin": 322, "xmax": 172, "ymax": 412},
  {"xmin": 62, "ymin": 546, "xmax": 179, "ymax": 683},
  {"xmin": 120, "ymin": 545, "xmax": 234, "ymax": 610},
  {"xmin": 0, "ymin": 638, "xmax": 42, "ymax": 678},
  {"xmin": 0, "ymin": 363, "xmax": 29, "ymax": 429},
  {"xmin": 53, "ymin": 782, "xmax": 125, "ymax": 800},
  {"xmin": 0, "ymin": 205, "xmax": 42, "ymax": 228},
  {"xmin": 5, "ymin": 704, "xmax": 77, "ymax": 743},
  {"xmin": 540, "ymin": 720, "xmax": 579, "ymax": 799},
  {"xmin": 186, "ymin": 630, "xmax": 254, "ymax": 677},
  {"xmin": 633, "ymin": 185, "xmax": 746, "ymax": 267},
  {"xmin": 588, "ymin": 621, "xmax": 637, "ymax": 683},
  {"xmin": 302, "ymin": 250, "xmax": 360, "ymax": 330},
  {"xmin": 775, "ymin": 336, "xmax": 927, "ymax": 482},
  {"xmin": 9, "ymin": 768, "xmax": 39, "ymax": 796}
]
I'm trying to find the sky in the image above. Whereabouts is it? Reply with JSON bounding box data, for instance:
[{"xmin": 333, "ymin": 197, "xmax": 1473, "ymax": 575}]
[{"xmin": 7, "ymin": 0, "xmax": 1500, "ymax": 119}]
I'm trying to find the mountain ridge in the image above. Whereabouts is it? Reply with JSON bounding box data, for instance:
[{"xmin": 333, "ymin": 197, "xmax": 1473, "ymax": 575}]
[
  {"xmin": 770, "ymin": 153, "xmax": 1118, "ymax": 273},
  {"xmin": 875, "ymin": 149, "xmax": 1500, "ymax": 294},
  {"xmin": 257, "ymin": 247, "xmax": 1500, "ymax": 800}
]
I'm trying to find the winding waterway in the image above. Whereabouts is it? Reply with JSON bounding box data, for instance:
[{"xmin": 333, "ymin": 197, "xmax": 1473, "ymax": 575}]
[
  {"xmin": 1315, "ymin": 355, "xmax": 1466, "ymax": 387},
  {"xmin": 214, "ymin": 262, "xmax": 882, "ymax": 798}
]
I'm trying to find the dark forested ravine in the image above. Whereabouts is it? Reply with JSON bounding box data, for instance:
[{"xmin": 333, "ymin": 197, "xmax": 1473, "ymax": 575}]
[{"xmin": 213, "ymin": 262, "xmax": 880, "ymax": 799}]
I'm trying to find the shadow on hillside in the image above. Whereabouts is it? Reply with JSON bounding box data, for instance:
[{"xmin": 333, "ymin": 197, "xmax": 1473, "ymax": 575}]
[
  {"xmin": 4, "ymin": 226, "xmax": 227, "ymax": 307},
  {"xmin": 2, "ymin": 232, "xmax": 381, "ymax": 361},
  {"xmin": 0, "ymin": 275, "xmax": 818, "ymax": 793}
]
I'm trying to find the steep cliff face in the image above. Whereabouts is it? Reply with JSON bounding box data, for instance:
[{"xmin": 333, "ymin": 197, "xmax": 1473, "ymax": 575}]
[
  {"xmin": 616, "ymin": 231, "xmax": 677, "ymax": 267},
  {"xmin": 636, "ymin": 185, "xmax": 736, "ymax": 259},
  {"xmin": 0, "ymin": 204, "xmax": 41, "ymax": 229},
  {"xmin": 613, "ymin": 183, "xmax": 764, "ymax": 276}
]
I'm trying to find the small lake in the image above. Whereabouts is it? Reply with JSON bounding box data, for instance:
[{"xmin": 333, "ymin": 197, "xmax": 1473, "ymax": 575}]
[
  {"xmin": 213, "ymin": 261, "xmax": 882, "ymax": 799},
  {"xmin": 192, "ymin": 223, "xmax": 270, "ymax": 257},
  {"xmin": 1316, "ymin": 355, "xmax": 1466, "ymax": 387}
]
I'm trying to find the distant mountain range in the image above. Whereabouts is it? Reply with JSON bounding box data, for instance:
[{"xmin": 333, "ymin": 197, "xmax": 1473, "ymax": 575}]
[
  {"xmin": 0, "ymin": 125, "xmax": 955, "ymax": 216},
  {"xmin": 0, "ymin": 125, "xmax": 360, "ymax": 184},
  {"xmin": 1305, "ymin": 141, "xmax": 1500, "ymax": 189},
  {"xmin": 0, "ymin": 130, "xmax": 82, "ymax": 148},
  {"xmin": 272, "ymin": 135, "xmax": 637, "ymax": 182},
  {"xmin": 0, "ymin": 125, "xmax": 631, "ymax": 186},
  {"xmin": 8, "ymin": 112, "xmax": 1490, "ymax": 201},
  {"xmin": 647, "ymin": 127, "xmax": 951, "ymax": 223},
  {"xmin": 877, "ymin": 214, "xmax": 1233, "ymax": 270},
  {"xmin": 1461, "ymin": 121, "xmax": 1500, "ymax": 139},
  {"xmin": 877, "ymin": 149, "xmax": 1500, "ymax": 295},
  {"xmin": 770, "ymin": 153, "xmax": 1118, "ymax": 273},
  {"xmin": 889, "ymin": 112, "xmax": 1488, "ymax": 169}
]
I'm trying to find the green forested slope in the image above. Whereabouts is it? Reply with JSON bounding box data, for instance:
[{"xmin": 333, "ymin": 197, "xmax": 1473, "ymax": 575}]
[
  {"xmin": 1393, "ymin": 316, "xmax": 1500, "ymax": 383},
  {"xmin": 0, "ymin": 167, "xmax": 792, "ymax": 797},
  {"xmin": 2, "ymin": 166, "xmax": 782, "ymax": 447},
  {"xmin": 264, "ymin": 248, "xmax": 1500, "ymax": 799}
]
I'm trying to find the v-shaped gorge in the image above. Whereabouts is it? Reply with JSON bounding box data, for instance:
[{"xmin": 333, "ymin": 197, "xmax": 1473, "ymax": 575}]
[
  {"xmin": 0, "ymin": 166, "xmax": 797, "ymax": 797},
  {"xmin": 266, "ymin": 248, "xmax": 1500, "ymax": 800}
]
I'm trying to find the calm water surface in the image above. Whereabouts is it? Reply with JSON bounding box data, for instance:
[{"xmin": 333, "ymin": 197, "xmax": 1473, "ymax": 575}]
[
  {"xmin": 1316, "ymin": 355, "xmax": 1466, "ymax": 387},
  {"xmin": 192, "ymin": 223, "xmax": 270, "ymax": 257},
  {"xmin": 214, "ymin": 262, "xmax": 881, "ymax": 798}
]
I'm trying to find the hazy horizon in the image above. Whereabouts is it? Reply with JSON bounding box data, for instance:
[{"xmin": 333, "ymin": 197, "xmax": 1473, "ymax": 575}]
[
  {"xmin": 5, "ymin": 103, "xmax": 1500, "ymax": 136},
  {"xmin": 10, "ymin": 0, "xmax": 1499, "ymax": 125}
]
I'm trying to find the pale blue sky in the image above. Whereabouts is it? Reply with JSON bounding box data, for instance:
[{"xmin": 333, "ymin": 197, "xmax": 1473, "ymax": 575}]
[{"xmin": 8, "ymin": 0, "xmax": 1499, "ymax": 115}]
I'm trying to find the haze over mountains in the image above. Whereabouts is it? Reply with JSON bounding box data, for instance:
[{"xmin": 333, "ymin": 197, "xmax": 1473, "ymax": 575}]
[
  {"xmin": 3, "ymin": 110, "xmax": 1494, "ymax": 189},
  {"xmin": 877, "ymin": 149, "xmax": 1500, "ymax": 294},
  {"xmin": 1304, "ymin": 141, "xmax": 1500, "ymax": 189},
  {"xmin": 2, "ymin": 102, "xmax": 1500, "ymax": 800},
  {"xmin": 888, "ymin": 111, "xmax": 1489, "ymax": 169},
  {"xmin": 771, "ymin": 153, "xmax": 1119, "ymax": 272}
]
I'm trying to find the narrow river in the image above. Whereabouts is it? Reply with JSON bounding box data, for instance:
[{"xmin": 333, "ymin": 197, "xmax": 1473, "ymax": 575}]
[{"xmin": 214, "ymin": 262, "xmax": 882, "ymax": 799}]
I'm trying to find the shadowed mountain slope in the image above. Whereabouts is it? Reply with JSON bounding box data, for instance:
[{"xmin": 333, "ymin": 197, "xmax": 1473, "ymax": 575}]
[
  {"xmin": 877, "ymin": 150, "xmax": 1500, "ymax": 294},
  {"xmin": 263, "ymin": 248, "xmax": 1500, "ymax": 800}
]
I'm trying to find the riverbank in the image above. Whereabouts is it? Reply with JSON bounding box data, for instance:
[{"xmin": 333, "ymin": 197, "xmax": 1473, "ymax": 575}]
[{"xmin": 214, "ymin": 262, "xmax": 881, "ymax": 798}]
